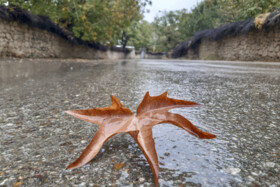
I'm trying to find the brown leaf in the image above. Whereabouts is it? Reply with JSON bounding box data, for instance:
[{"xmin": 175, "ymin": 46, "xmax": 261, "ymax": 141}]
[
  {"xmin": 113, "ymin": 163, "xmax": 125, "ymax": 170},
  {"xmin": 65, "ymin": 92, "xmax": 216, "ymax": 186}
]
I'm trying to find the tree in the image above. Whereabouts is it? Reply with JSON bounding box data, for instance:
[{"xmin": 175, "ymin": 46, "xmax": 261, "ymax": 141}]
[
  {"xmin": 126, "ymin": 20, "xmax": 153, "ymax": 50},
  {"xmin": 143, "ymin": 0, "xmax": 280, "ymax": 53},
  {"xmin": 217, "ymin": 0, "xmax": 280, "ymax": 22},
  {"xmin": 178, "ymin": 0, "xmax": 223, "ymax": 38},
  {"xmin": 0, "ymin": 0, "xmax": 151, "ymax": 46}
]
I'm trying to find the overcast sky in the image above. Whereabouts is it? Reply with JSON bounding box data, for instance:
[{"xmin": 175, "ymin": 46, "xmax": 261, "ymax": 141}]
[{"xmin": 144, "ymin": 0, "xmax": 203, "ymax": 22}]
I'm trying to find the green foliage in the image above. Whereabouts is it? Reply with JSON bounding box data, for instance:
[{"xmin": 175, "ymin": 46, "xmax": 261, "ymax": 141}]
[
  {"xmin": 0, "ymin": 0, "xmax": 151, "ymax": 46},
  {"xmin": 151, "ymin": 10, "xmax": 182, "ymax": 52},
  {"xmin": 1, "ymin": 0, "xmax": 279, "ymax": 52},
  {"xmin": 126, "ymin": 20, "xmax": 153, "ymax": 50},
  {"xmin": 178, "ymin": 0, "xmax": 222, "ymax": 39},
  {"xmin": 144, "ymin": 1, "xmax": 223, "ymax": 52},
  {"xmin": 217, "ymin": 0, "xmax": 280, "ymax": 22},
  {"xmin": 140, "ymin": 0, "xmax": 280, "ymax": 52}
]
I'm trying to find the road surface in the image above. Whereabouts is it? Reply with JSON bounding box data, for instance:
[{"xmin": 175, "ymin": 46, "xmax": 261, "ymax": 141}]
[{"xmin": 0, "ymin": 59, "xmax": 279, "ymax": 186}]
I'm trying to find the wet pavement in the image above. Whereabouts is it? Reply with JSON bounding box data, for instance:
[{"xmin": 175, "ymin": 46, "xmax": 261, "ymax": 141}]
[{"xmin": 0, "ymin": 59, "xmax": 279, "ymax": 187}]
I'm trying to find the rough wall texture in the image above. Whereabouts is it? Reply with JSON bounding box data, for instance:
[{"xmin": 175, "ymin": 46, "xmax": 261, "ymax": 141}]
[
  {"xmin": 0, "ymin": 18, "xmax": 134, "ymax": 59},
  {"xmin": 173, "ymin": 8, "xmax": 280, "ymax": 62},
  {"xmin": 197, "ymin": 27, "xmax": 280, "ymax": 61},
  {"xmin": 135, "ymin": 51, "xmax": 168, "ymax": 59}
]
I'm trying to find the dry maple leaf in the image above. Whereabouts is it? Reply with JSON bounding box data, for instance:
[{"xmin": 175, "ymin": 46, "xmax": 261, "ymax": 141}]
[{"xmin": 65, "ymin": 92, "xmax": 216, "ymax": 186}]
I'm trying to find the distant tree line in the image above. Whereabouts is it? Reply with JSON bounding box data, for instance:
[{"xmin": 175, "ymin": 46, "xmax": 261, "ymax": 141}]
[
  {"xmin": 1, "ymin": 0, "xmax": 279, "ymax": 52},
  {"xmin": 128, "ymin": 0, "xmax": 280, "ymax": 52}
]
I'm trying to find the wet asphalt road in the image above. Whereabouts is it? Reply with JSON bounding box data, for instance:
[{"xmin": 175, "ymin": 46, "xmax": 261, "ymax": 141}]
[{"xmin": 0, "ymin": 59, "xmax": 279, "ymax": 187}]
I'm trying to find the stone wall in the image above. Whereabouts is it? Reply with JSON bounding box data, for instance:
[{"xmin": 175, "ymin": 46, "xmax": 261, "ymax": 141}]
[
  {"xmin": 135, "ymin": 51, "xmax": 168, "ymax": 59},
  {"xmin": 196, "ymin": 27, "xmax": 280, "ymax": 61},
  {"xmin": 172, "ymin": 9, "xmax": 280, "ymax": 62},
  {"xmin": 0, "ymin": 18, "xmax": 134, "ymax": 59}
]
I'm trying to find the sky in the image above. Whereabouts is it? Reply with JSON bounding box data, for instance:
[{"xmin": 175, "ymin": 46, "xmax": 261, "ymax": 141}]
[{"xmin": 144, "ymin": 0, "xmax": 203, "ymax": 22}]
